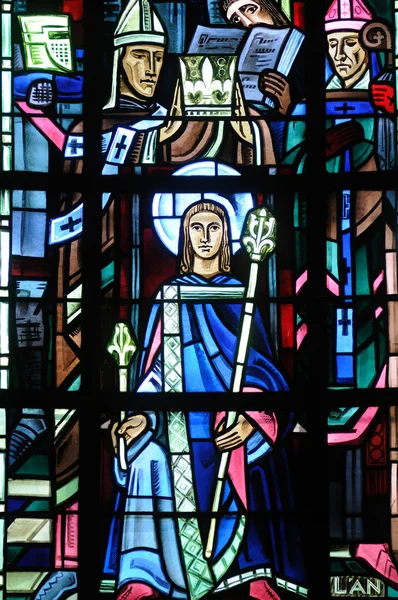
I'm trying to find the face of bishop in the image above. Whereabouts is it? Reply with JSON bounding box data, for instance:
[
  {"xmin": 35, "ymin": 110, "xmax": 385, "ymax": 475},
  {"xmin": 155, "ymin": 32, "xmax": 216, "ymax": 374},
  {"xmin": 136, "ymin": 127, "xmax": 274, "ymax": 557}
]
[
  {"xmin": 327, "ymin": 31, "xmax": 369, "ymax": 88},
  {"xmin": 121, "ymin": 43, "xmax": 165, "ymax": 100}
]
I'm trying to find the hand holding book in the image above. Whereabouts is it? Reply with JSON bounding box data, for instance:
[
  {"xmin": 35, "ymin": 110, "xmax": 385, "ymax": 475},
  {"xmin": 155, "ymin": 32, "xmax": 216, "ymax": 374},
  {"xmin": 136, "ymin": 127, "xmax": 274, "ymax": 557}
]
[{"xmin": 258, "ymin": 69, "xmax": 291, "ymax": 115}]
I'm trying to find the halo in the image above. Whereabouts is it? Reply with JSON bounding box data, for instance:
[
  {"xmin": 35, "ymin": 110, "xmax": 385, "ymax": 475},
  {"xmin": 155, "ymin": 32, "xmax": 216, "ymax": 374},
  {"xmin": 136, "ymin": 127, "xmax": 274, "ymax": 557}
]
[{"xmin": 152, "ymin": 161, "xmax": 255, "ymax": 255}]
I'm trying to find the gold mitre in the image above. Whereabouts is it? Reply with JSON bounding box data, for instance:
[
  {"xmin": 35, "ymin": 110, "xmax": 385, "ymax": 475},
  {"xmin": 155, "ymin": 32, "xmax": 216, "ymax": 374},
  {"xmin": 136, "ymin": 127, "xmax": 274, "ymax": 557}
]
[{"xmin": 114, "ymin": 0, "xmax": 167, "ymax": 48}]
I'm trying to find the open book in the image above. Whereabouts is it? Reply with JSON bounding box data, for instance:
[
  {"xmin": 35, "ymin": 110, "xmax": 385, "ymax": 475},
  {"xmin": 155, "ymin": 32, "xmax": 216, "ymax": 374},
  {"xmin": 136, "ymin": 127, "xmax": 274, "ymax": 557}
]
[
  {"xmin": 18, "ymin": 14, "xmax": 74, "ymax": 73},
  {"xmin": 188, "ymin": 24, "xmax": 305, "ymax": 106}
]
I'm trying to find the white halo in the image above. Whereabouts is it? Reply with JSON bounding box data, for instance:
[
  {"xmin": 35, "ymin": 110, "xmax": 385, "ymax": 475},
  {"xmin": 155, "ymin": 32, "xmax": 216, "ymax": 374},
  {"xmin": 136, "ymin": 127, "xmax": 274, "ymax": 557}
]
[{"xmin": 152, "ymin": 161, "xmax": 255, "ymax": 255}]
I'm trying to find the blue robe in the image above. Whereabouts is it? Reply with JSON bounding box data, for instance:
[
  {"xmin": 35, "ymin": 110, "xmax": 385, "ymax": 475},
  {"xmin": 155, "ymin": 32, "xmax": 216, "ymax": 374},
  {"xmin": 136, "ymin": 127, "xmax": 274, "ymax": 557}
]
[
  {"xmin": 104, "ymin": 273, "xmax": 307, "ymax": 597},
  {"xmin": 137, "ymin": 273, "xmax": 290, "ymax": 393}
]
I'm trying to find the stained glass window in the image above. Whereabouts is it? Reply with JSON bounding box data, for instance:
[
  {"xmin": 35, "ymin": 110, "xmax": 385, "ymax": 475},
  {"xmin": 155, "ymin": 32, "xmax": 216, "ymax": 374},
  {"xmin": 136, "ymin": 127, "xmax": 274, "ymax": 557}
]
[
  {"xmin": 328, "ymin": 406, "xmax": 398, "ymax": 597},
  {"xmin": 0, "ymin": 0, "xmax": 397, "ymax": 598},
  {"xmin": 101, "ymin": 185, "xmax": 308, "ymax": 392},
  {"xmin": 99, "ymin": 409, "xmax": 310, "ymax": 598},
  {"xmin": 327, "ymin": 189, "xmax": 398, "ymax": 389},
  {"xmin": 1, "ymin": 409, "xmax": 79, "ymax": 598}
]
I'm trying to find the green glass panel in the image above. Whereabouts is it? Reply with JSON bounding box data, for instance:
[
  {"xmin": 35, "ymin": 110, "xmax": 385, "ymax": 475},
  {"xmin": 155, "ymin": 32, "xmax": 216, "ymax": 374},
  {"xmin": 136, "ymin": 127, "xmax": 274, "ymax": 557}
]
[
  {"xmin": 346, "ymin": 560, "xmax": 367, "ymax": 574},
  {"xmin": 281, "ymin": 0, "xmax": 291, "ymax": 18},
  {"xmin": 357, "ymin": 313, "xmax": 372, "ymax": 347},
  {"xmin": 68, "ymin": 375, "xmax": 81, "ymax": 391},
  {"xmin": 330, "ymin": 560, "xmax": 342, "ymax": 573},
  {"xmin": 327, "ymin": 240, "xmax": 339, "ymax": 280},
  {"xmin": 16, "ymin": 455, "xmax": 49, "ymax": 477},
  {"xmin": 288, "ymin": 121, "xmax": 305, "ymax": 148},
  {"xmin": 26, "ymin": 500, "xmax": 50, "ymax": 512},
  {"xmin": 355, "ymin": 246, "xmax": 370, "ymax": 295},
  {"xmin": 7, "ymin": 546, "xmax": 24, "ymax": 565},
  {"xmin": 1, "ymin": 73, "xmax": 11, "ymax": 113},
  {"xmin": 328, "ymin": 387, "xmax": 353, "ymax": 390},
  {"xmin": 102, "ymin": 262, "xmax": 114, "ymax": 289},
  {"xmin": 357, "ymin": 343, "xmax": 376, "ymax": 387},
  {"xmin": 282, "ymin": 146, "xmax": 302, "ymax": 167},
  {"xmin": 0, "ymin": 191, "xmax": 10, "ymax": 217},
  {"xmin": 56, "ymin": 476, "xmax": 78, "ymax": 505},
  {"xmin": 0, "ymin": 453, "xmax": 5, "ymax": 502},
  {"xmin": 293, "ymin": 194, "xmax": 299, "ymax": 228},
  {"xmin": 2, "ymin": 14, "xmax": 11, "ymax": 56},
  {"xmin": 328, "ymin": 407, "xmax": 360, "ymax": 427},
  {"xmin": 388, "ymin": 586, "xmax": 398, "ymax": 597}
]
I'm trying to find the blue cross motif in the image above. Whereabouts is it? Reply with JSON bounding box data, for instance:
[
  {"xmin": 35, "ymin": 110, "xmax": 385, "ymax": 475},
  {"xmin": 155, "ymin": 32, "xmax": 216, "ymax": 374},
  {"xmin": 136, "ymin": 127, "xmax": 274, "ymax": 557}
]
[
  {"xmin": 114, "ymin": 134, "xmax": 128, "ymax": 159},
  {"xmin": 68, "ymin": 137, "xmax": 84, "ymax": 155},
  {"xmin": 336, "ymin": 102, "xmax": 355, "ymax": 115},
  {"xmin": 342, "ymin": 194, "xmax": 350, "ymax": 219},
  {"xmin": 60, "ymin": 216, "xmax": 82, "ymax": 233},
  {"xmin": 338, "ymin": 309, "xmax": 351, "ymax": 336}
]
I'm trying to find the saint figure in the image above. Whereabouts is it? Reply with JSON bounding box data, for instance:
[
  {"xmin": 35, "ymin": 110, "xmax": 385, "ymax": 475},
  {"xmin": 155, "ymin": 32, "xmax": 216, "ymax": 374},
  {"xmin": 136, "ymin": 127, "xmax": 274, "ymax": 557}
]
[{"xmin": 105, "ymin": 200, "xmax": 308, "ymax": 600}]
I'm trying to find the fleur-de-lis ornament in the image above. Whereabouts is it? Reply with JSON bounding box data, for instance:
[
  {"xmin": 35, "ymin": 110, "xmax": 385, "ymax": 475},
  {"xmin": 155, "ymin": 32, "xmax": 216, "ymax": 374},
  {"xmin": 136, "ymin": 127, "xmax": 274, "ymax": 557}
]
[
  {"xmin": 241, "ymin": 206, "xmax": 276, "ymax": 262},
  {"xmin": 179, "ymin": 54, "xmax": 236, "ymax": 115},
  {"xmin": 107, "ymin": 323, "xmax": 137, "ymax": 392}
]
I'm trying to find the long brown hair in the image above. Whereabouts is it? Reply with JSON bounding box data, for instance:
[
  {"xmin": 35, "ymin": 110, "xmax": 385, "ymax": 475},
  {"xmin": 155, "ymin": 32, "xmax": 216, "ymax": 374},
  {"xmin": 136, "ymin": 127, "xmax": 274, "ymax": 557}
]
[
  {"xmin": 180, "ymin": 201, "xmax": 231, "ymax": 274},
  {"xmin": 220, "ymin": 0, "xmax": 289, "ymax": 26}
]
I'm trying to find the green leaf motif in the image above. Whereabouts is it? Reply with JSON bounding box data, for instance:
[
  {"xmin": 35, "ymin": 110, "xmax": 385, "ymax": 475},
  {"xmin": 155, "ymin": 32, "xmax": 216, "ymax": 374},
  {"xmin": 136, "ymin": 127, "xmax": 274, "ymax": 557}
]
[
  {"xmin": 187, "ymin": 90, "xmax": 204, "ymax": 104},
  {"xmin": 209, "ymin": 56, "xmax": 236, "ymax": 84},
  {"xmin": 211, "ymin": 90, "xmax": 230, "ymax": 104},
  {"xmin": 241, "ymin": 207, "xmax": 277, "ymax": 262},
  {"xmin": 107, "ymin": 322, "xmax": 137, "ymax": 367},
  {"xmin": 181, "ymin": 56, "xmax": 205, "ymax": 83}
]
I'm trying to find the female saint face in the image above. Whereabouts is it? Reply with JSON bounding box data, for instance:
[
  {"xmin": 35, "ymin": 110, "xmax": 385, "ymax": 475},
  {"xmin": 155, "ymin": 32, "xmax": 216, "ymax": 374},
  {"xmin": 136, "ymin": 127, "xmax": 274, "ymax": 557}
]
[
  {"xmin": 189, "ymin": 212, "xmax": 223, "ymax": 260},
  {"xmin": 121, "ymin": 44, "xmax": 164, "ymax": 99}
]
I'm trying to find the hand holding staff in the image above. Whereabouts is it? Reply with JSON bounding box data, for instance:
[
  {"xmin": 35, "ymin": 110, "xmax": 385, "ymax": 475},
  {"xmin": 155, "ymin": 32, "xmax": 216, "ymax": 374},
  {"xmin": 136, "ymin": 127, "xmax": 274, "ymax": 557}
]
[{"xmin": 205, "ymin": 206, "xmax": 277, "ymax": 560}]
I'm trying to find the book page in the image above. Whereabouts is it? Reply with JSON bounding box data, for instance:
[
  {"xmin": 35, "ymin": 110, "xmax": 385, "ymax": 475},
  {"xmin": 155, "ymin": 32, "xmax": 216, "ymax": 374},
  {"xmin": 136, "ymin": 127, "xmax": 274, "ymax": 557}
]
[
  {"xmin": 238, "ymin": 26, "xmax": 291, "ymax": 74},
  {"xmin": 238, "ymin": 26, "xmax": 304, "ymax": 104},
  {"xmin": 188, "ymin": 25, "xmax": 245, "ymax": 54},
  {"xmin": 18, "ymin": 14, "xmax": 73, "ymax": 73}
]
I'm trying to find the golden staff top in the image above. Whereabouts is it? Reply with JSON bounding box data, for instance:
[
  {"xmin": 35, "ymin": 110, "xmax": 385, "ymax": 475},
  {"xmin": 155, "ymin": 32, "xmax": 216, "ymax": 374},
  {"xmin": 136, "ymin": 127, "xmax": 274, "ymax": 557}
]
[{"xmin": 205, "ymin": 205, "xmax": 277, "ymax": 560}]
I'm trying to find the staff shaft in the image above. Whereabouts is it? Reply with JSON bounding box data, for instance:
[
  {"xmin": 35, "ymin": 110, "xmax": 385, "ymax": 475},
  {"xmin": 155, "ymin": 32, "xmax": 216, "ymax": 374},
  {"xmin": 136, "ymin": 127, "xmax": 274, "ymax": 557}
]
[{"xmin": 205, "ymin": 261, "xmax": 260, "ymax": 558}]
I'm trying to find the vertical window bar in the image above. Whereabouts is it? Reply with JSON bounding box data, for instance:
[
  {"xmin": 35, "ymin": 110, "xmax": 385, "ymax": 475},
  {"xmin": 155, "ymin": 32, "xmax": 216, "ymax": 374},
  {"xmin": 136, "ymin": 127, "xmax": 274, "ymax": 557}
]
[
  {"xmin": 0, "ymin": 408, "xmax": 5, "ymax": 600},
  {"xmin": 1, "ymin": 4, "xmax": 12, "ymax": 171},
  {"xmin": 305, "ymin": 1, "xmax": 330, "ymax": 600},
  {"xmin": 0, "ymin": 191, "xmax": 10, "ymax": 389},
  {"xmin": 79, "ymin": 0, "xmax": 104, "ymax": 599}
]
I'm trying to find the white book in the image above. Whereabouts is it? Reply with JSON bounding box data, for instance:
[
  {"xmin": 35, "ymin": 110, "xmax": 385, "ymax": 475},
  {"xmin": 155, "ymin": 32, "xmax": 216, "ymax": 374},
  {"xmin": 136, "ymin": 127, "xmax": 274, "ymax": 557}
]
[
  {"xmin": 188, "ymin": 24, "xmax": 305, "ymax": 106},
  {"xmin": 188, "ymin": 24, "xmax": 245, "ymax": 55},
  {"xmin": 238, "ymin": 25, "xmax": 305, "ymax": 104}
]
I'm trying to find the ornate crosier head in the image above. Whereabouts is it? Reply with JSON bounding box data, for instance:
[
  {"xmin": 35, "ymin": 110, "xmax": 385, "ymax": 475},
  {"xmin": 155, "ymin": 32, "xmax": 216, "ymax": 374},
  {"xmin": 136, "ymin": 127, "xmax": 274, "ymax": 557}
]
[
  {"xmin": 241, "ymin": 206, "xmax": 276, "ymax": 262},
  {"xmin": 107, "ymin": 323, "xmax": 137, "ymax": 368}
]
